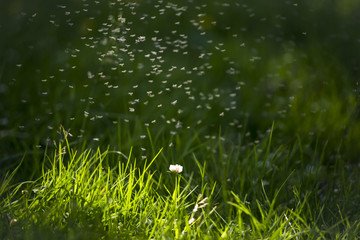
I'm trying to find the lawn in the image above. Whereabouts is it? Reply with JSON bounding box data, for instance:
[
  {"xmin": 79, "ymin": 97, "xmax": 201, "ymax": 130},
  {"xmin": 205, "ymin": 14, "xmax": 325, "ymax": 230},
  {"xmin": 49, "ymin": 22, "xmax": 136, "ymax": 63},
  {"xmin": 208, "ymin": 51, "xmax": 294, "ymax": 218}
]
[{"xmin": 1, "ymin": 0, "xmax": 360, "ymax": 239}]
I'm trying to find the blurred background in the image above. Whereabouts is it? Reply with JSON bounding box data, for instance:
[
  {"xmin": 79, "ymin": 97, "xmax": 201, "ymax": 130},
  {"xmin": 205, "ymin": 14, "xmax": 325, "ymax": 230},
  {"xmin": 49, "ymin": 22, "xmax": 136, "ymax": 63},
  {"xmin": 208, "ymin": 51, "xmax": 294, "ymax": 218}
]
[{"xmin": 1, "ymin": 0, "xmax": 360, "ymax": 176}]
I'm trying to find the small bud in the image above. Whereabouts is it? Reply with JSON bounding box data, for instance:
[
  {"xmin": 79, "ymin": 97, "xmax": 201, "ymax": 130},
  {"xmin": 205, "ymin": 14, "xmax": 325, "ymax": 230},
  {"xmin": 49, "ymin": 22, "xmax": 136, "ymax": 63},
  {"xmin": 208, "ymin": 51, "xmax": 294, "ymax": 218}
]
[{"xmin": 10, "ymin": 219, "xmax": 17, "ymax": 226}]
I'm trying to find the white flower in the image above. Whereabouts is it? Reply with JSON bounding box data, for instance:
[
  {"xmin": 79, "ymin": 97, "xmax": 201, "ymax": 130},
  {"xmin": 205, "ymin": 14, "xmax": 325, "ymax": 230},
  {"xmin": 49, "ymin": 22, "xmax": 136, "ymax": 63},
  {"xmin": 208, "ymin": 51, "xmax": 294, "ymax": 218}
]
[{"xmin": 169, "ymin": 164, "xmax": 183, "ymax": 173}]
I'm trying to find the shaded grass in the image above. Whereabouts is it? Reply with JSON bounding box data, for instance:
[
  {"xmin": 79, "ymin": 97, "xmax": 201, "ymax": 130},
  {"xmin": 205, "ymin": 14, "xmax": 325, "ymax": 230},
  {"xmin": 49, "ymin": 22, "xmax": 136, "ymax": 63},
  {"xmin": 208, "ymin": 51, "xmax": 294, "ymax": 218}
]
[
  {"xmin": 1, "ymin": 0, "xmax": 360, "ymax": 239},
  {"xmin": 1, "ymin": 127, "xmax": 359, "ymax": 239}
]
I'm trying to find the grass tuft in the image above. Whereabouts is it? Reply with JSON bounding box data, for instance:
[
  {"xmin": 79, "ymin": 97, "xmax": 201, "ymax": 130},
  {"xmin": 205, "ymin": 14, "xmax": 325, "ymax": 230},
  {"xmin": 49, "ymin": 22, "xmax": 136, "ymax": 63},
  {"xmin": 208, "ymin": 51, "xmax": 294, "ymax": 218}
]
[{"xmin": 1, "ymin": 128, "xmax": 359, "ymax": 239}]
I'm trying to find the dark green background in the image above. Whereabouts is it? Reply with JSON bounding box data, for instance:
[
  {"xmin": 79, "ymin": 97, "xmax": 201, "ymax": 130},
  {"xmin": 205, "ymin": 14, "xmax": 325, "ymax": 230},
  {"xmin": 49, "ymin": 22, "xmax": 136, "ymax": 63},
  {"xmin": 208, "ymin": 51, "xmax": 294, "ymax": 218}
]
[{"xmin": 1, "ymin": 0, "xmax": 360, "ymax": 172}]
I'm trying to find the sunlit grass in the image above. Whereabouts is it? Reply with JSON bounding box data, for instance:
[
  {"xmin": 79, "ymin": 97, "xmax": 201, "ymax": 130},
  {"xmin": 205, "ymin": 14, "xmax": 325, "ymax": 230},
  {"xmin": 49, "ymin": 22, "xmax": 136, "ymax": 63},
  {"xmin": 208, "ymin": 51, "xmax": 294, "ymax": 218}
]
[
  {"xmin": 1, "ymin": 127, "xmax": 359, "ymax": 239},
  {"xmin": 1, "ymin": 0, "xmax": 360, "ymax": 239}
]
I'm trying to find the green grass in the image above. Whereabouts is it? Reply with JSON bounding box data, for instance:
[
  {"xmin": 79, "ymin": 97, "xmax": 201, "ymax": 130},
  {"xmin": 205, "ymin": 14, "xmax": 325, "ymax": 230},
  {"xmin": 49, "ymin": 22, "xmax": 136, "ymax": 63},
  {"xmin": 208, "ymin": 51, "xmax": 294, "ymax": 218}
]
[
  {"xmin": 1, "ymin": 127, "xmax": 359, "ymax": 239},
  {"xmin": 1, "ymin": 0, "xmax": 360, "ymax": 239}
]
